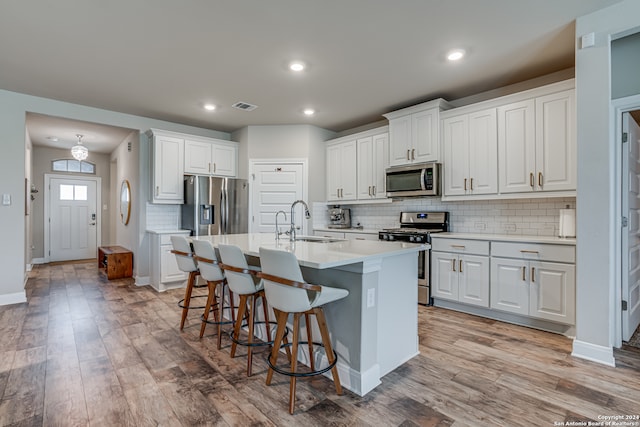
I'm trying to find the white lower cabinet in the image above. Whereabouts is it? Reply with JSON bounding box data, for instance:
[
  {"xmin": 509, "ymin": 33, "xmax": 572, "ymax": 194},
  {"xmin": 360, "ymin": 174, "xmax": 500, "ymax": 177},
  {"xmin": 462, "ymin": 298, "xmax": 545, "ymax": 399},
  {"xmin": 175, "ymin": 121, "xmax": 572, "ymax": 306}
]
[
  {"xmin": 432, "ymin": 235, "xmax": 576, "ymax": 328},
  {"xmin": 313, "ymin": 230, "xmax": 378, "ymax": 241},
  {"xmin": 491, "ymin": 258, "xmax": 575, "ymax": 324},
  {"xmin": 431, "ymin": 238, "xmax": 490, "ymax": 307},
  {"xmin": 149, "ymin": 231, "xmax": 190, "ymax": 291}
]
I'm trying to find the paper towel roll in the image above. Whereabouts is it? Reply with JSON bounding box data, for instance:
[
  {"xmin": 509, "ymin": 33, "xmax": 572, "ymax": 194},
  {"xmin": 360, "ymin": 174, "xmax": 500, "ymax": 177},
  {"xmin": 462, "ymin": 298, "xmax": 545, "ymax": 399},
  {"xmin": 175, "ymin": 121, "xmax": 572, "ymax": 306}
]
[{"xmin": 559, "ymin": 208, "xmax": 576, "ymax": 238}]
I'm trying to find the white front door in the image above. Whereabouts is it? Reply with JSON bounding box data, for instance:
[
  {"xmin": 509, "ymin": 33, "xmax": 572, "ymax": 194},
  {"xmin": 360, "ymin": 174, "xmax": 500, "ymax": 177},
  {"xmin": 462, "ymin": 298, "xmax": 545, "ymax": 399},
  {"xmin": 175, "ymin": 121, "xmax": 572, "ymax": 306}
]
[
  {"xmin": 250, "ymin": 161, "xmax": 305, "ymax": 234},
  {"xmin": 622, "ymin": 111, "xmax": 640, "ymax": 341},
  {"xmin": 49, "ymin": 177, "xmax": 98, "ymax": 261}
]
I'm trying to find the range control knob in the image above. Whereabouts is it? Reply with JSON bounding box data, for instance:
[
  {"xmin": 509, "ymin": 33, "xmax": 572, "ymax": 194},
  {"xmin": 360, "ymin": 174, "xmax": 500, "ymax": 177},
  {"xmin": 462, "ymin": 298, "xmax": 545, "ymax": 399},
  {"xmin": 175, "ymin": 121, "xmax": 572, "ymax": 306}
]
[
  {"xmin": 409, "ymin": 236, "xmax": 415, "ymax": 242},
  {"xmin": 388, "ymin": 235, "xmax": 395, "ymax": 241},
  {"xmin": 414, "ymin": 236, "xmax": 423, "ymax": 243}
]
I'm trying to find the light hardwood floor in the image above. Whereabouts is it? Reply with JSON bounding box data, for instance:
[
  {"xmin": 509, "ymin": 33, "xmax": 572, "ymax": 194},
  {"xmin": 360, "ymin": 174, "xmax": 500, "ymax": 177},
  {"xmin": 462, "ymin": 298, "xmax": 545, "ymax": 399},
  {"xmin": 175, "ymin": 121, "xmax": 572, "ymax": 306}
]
[{"xmin": 1, "ymin": 261, "xmax": 639, "ymax": 426}]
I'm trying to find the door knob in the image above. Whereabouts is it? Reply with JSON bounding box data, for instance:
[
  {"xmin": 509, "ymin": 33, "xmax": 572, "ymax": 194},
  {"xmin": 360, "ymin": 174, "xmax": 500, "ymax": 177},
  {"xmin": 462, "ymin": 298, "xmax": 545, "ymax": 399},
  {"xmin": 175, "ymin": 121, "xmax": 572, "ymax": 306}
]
[{"xmin": 89, "ymin": 222, "xmax": 96, "ymax": 226}]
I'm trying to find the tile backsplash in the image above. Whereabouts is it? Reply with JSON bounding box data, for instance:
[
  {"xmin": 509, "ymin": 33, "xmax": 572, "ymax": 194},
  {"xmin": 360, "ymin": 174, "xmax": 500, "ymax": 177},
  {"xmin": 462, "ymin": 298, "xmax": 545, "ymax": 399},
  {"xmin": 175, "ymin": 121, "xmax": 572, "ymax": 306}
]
[
  {"xmin": 316, "ymin": 197, "xmax": 576, "ymax": 237},
  {"xmin": 146, "ymin": 203, "xmax": 181, "ymax": 230}
]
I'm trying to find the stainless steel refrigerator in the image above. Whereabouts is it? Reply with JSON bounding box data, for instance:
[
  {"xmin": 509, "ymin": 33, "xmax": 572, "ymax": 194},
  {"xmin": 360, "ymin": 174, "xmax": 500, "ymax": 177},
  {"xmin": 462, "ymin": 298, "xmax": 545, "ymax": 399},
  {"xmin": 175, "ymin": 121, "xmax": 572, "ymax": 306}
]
[{"xmin": 181, "ymin": 175, "xmax": 249, "ymax": 236}]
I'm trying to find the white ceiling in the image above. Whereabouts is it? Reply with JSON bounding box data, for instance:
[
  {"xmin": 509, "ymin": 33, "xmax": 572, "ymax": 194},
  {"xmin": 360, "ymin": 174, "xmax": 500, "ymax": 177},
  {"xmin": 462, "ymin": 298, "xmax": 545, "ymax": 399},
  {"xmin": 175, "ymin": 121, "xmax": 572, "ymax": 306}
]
[{"xmin": 1, "ymin": 0, "xmax": 621, "ymax": 153}]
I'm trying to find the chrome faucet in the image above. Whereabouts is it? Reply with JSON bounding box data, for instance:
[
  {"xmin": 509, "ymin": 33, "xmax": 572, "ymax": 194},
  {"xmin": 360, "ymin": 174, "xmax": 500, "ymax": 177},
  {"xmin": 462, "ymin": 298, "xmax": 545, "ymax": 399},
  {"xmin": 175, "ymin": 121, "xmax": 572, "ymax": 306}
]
[
  {"xmin": 275, "ymin": 210, "xmax": 287, "ymax": 241},
  {"xmin": 289, "ymin": 200, "xmax": 311, "ymax": 241}
]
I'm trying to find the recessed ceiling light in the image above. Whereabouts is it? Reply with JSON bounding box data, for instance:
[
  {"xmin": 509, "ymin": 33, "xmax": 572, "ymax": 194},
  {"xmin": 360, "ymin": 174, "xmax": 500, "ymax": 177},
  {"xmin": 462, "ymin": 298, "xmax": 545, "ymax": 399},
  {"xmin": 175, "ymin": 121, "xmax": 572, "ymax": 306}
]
[
  {"xmin": 447, "ymin": 49, "xmax": 465, "ymax": 61},
  {"xmin": 303, "ymin": 109, "xmax": 315, "ymax": 116},
  {"xmin": 289, "ymin": 61, "xmax": 305, "ymax": 72},
  {"xmin": 204, "ymin": 104, "xmax": 216, "ymax": 111},
  {"xmin": 46, "ymin": 136, "xmax": 59, "ymax": 142}
]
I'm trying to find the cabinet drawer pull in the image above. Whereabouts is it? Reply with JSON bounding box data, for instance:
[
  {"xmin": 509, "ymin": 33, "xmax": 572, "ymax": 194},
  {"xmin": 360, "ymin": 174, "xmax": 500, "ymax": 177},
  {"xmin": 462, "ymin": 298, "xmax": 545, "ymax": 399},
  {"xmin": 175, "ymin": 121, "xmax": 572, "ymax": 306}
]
[
  {"xmin": 459, "ymin": 259, "xmax": 463, "ymax": 273},
  {"xmin": 355, "ymin": 238, "xmax": 365, "ymax": 240},
  {"xmin": 407, "ymin": 149, "xmax": 410, "ymax": 160},
  {"xmin": 464, "ymin": 178, "xmax": 467, "ymax": 191},
  {"xmin": 531, "ymin": 267, "xmax": 535, "ymax": 282},
  {"xmin": 538, "ymin": 172, "xmax": 543, "ymax": 187},
  {"xmin": 470, "ymin": 177, "xmax": 473, "ymax": 191},
  {"xmin": 519, "ymin": 249, "xmax": 539, "ymax": 254},
  {"xmin": 452, "ymin": 259, "xmax": 456, "ymax": 272},
  {"xmin": 530, "ymin": 172, "xmax": 534, "ymax": 188},
  {"xmin": 451, "ymin": 244, "xmax": 466, "ymax": 249},
  {"xmin": 522, "ymin": 266, "xmax": 526, "ymax": 281},
  {"xmin": 411, "ymin": 148, "xmax": 415, "ymax": 160}
]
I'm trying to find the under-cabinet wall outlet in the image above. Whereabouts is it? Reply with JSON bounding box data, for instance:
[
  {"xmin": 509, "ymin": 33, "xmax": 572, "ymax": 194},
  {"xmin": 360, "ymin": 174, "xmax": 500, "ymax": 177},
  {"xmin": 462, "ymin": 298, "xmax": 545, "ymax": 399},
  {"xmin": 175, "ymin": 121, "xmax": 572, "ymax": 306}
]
[
  {"xmin": 474, "ymin": 222, "xmax": 487, "ymax": 230},
  {"xmin": 367, "ymin": 288, "xmax": 375, "ymax": 308},
  {"xmin": 503, "ymin": 223, "xmax": 516, "ymax": 232}
]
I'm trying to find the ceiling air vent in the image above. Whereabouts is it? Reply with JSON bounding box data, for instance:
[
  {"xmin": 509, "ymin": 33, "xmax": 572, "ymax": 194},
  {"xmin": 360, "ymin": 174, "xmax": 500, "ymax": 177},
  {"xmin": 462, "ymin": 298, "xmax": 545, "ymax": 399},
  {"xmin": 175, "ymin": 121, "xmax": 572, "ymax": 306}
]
[{"xmin": 232, "ymin": 101, "xmax": 258, "ymax": 111}]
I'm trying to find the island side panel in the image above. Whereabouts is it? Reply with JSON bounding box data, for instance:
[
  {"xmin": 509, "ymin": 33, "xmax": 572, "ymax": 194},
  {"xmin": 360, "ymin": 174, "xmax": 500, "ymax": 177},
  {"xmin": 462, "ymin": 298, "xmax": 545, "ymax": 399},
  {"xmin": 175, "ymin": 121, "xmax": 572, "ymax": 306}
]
[
  {"xmin": 301, "ymin": 262, "xmax": 381, "ymax": 396},
  {"xmin": 377, "ymin": 252, "xmax": 419, "ymax": 376}
]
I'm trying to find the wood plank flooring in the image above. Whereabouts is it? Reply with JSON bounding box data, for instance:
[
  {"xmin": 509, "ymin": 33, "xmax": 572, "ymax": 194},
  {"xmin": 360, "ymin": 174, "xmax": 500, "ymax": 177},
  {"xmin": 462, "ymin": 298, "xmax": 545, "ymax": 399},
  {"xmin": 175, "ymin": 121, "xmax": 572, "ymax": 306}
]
[{"xmin": 1, "ymin": 261, "xmax": 639, "ymax": 426}]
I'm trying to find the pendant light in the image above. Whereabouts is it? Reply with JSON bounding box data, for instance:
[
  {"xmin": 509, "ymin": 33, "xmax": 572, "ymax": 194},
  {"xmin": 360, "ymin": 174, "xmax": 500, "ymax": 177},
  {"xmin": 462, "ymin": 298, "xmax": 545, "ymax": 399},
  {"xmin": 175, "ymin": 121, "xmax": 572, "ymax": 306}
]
[{"xmin": 71, "ymin": 134, "xmax": 88, "ymax": 161}]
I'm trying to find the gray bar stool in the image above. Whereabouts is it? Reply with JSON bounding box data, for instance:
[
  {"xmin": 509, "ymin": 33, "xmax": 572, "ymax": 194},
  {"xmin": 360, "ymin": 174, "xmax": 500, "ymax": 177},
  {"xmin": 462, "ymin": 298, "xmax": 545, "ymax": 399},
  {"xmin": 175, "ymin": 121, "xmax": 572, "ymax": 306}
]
[
  {"xmin": 218, "ymin": 244, "xmax": 275, "ymax": 377},
  {"xmin": 191, "ymin": 240, "xmax": 236, "ymax": 349},
  {"xmin": 258, "ymin": 247, "xmax": 349, "ymax": 415},
  {"xmin": 170, "ymin": 235, "xmax": 205, "ymax": 330}
]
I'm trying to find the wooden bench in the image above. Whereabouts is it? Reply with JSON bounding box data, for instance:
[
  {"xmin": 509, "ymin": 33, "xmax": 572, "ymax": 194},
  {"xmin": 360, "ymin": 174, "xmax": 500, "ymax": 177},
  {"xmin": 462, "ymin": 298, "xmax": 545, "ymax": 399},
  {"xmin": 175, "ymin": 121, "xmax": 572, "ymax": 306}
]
[{"xmin": 98, "ymin": 246, "xmax": 133, "ymax": 280}]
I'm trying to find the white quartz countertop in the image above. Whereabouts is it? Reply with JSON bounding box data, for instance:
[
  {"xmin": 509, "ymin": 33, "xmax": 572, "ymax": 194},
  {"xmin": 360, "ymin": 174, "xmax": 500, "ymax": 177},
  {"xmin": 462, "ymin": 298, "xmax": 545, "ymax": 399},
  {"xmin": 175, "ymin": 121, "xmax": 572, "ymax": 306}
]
[
  {"xmin": 146, "ymin": 229, "xmax": 191, "ymax": 235},
  {"xmin": 192, "ymin": 233, "xmax": 426, "ymax": 269},
  {"xmin": 313, "ymin": 227, "xmax": 379, "ymax": 235},
  {"xmin": 432, "ymin": 232, "xmax": 576, "ymax": 245}
]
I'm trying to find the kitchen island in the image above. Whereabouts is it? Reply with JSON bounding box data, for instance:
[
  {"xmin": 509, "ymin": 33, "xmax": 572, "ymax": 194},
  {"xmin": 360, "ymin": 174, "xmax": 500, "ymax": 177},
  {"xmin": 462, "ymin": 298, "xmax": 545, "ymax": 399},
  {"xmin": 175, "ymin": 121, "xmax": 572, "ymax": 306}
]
[{"xmin": 192, "ymin": 233, "xmax": 426, "ymax": 396}]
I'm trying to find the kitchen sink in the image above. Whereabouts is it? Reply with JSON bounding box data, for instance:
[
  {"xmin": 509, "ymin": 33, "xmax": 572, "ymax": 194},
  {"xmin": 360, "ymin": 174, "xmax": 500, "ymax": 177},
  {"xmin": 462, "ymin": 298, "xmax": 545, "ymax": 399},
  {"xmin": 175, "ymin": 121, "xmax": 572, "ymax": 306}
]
[{"xmin": 294, "ymin": 236, "xmax": 345, "ymax": 243}]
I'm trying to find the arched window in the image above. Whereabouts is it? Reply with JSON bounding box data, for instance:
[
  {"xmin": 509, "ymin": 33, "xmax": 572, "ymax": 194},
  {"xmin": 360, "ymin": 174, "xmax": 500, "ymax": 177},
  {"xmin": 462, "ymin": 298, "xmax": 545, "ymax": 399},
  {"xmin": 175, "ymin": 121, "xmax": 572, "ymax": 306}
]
[{"xmin": 51, "ymin": 159, "xmax": 96, "ymax": 174}]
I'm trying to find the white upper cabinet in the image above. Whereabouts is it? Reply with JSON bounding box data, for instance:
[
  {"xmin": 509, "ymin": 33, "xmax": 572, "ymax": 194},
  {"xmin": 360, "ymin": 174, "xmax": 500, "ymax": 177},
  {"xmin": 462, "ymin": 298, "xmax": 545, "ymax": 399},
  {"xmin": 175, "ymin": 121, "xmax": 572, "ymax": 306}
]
[
  {"xmin": 384, "ymin": 99, "xmax": 451, "ymax": 167},
  {"xmin": 498, "ymin": 88, "xmax": 575, "ymax": 194},
  {"xmin": 326, "ymin": 139, "xmax": 357, "ymax": 202},
  {"xmin": 149, "ymin": 130, "xmax": 184, "ymax": 204},
  {"xmin": 442, "ymin": 108, "xmax": 497, "ymax": 196},
  {"xmin": 184, "ymin": 137, "xmax": 237, "ymax": 177},
  {"xmin": 357, "ymin": 133, "xmax": 389, "ymax": 200}
]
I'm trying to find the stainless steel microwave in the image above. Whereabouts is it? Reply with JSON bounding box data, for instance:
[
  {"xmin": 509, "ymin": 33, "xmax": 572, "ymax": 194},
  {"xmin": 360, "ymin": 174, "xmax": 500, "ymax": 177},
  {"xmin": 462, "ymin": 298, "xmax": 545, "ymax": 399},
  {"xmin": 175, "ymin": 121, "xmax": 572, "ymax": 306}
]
[{"xmin": 385, "ymin": 162, "xmax": 441, "ymax": 197}]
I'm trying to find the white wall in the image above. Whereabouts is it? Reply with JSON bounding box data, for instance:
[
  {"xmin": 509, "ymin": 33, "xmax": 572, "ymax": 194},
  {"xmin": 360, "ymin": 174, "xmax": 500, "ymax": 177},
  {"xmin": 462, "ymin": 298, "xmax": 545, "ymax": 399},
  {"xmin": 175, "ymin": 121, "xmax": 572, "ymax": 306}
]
[
  {"xmin": 612, "ymin": 32, "xmax": 640, "ymax": 99},
  {"xmin": 574, "ymin": 0, "xmax": 640, "ymax": 365},
  {"xmin": 0, "ymin": 89, "xmax": 230, "ymax": 305}
]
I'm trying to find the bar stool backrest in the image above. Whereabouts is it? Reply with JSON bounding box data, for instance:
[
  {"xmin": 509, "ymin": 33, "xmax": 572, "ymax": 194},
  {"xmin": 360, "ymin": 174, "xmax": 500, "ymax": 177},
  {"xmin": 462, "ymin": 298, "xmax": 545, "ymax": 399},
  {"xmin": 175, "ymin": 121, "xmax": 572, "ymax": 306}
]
[
  {"xmin": 171, "ymin": 235, "xmax": 198, "ymax": 273},
  {"xmin": 218, "ymin": 244, "xmax": 260, "ymax": 295},
  {"xmin": 258, "ymin": 247, "xmax": 314, "ymax": 313},
  {"xmin": 192, "ymin": 240, "xmax": 224, "ymax": 282}
]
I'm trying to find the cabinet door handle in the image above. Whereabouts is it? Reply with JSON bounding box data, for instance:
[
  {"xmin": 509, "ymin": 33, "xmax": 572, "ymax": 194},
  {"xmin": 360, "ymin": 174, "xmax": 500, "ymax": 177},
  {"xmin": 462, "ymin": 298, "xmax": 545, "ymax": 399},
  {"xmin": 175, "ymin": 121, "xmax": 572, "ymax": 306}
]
[
  {"xmin": 373, "ymin": 185, "xmax": 376, "ymax": 195},
  {"xmin": 531, "ymin": 267, "xmax": 535, "ymax": 282},
  {"xmin": 538, "ymin": 172, "xmax": 543, "ymax": 188},
  {"xmin": 519, "ymin": 249, "xmax": 539, "ymax": 254},
  {"xmin": 340, "ymin": 188, "xmax": 343, "ymax": 198},
  {"xmin": 470, "ymin": 178, "xmax": 473, "ymax": 191},
  {"xmin": 530, "ymin": 172, "xmax": 534, "ymax": 188},
  {"xmin": 522, "ymin": 266, "xmax": 526, "ymax": 281},
  {"xmin": 464, "ymin": 178, "xmax": 467, "ymax": 191},
  {"xmin": 407, "ymin": 149, "xmax": 410, "ymax": 160},
  {"xmin": 459, "ymin": 259, "xmax": 463, "ymax": 273},
  {"xmin": 452, "ymin": 259, "xmax": 456, "ymax": 272},
  {"xmin": 155, "ymin": 186, "xmax": 159, "ymax": 196},
  {"xmin": 213, "ymin": 162, "xmax": 217, "ymax": 173},
  {"xmin": 411, "ymin": 148, "xmax": 415, "ymax": 160}
]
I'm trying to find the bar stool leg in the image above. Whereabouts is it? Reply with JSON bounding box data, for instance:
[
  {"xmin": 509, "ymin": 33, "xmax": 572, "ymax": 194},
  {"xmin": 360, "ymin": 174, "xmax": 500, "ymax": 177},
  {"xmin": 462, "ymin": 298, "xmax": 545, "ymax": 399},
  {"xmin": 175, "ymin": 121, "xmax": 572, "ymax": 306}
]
[
  {"xmin": 305, "ymin": 313, "xmax": 315, "ymax": 371},
  {"xmin": 199, "ymin": 281, "xmax": 217, "ymax": 338},
  {"xmin": 180, "ymin": 271, "xmax": 198, "ymax": 330},
  {"xmin": 246, "ymin": 294, "xmax": 257, "ymax": 377},
  {"xmin": 216, "ymin": 283, "xmax": 228, "ymax": 350},
  {"xmin": 266, "ymin": 309, "xmax": 288, "ymax": 386},
  {"xmin": 231, "ymin": 295, "xmax": 248, "ymax": 358},
  {"xmin": 260, "ymin": 292, "xmax": 272, "ymax": 344},
  {"xmin": 314, "ymin": 307, "xmax": 342, "ymax": 395},
  {"xmin": 289, "ymin": 313, "xmax": 301, "ymax": 414}
]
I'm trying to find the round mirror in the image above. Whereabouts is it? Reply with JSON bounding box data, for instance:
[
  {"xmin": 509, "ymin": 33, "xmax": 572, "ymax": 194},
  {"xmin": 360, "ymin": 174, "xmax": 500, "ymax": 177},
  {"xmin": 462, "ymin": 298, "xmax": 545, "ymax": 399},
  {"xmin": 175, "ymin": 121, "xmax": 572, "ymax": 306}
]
[{"xmin": 120, "ymin": 180, "xmax": 131, "ymax": 225}]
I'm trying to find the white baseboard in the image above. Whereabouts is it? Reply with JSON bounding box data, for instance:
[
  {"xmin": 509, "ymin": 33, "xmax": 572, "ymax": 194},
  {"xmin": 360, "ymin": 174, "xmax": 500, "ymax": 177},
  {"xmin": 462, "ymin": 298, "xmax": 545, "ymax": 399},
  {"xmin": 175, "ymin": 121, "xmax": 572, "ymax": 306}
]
[
  {"xmin": 572, "ymin": 339, "xmax": 616, "ymax": 367},
  {"xmin": 0, "ymin": 291, "xmax": 27, "ymax": 306},
  {"xmin": 134, "ymin": 276, "xmax": 150, "ymax": 287},
  {"xmin": 32, "ymin": 257, "xmax": 46, "ymax": 265}
]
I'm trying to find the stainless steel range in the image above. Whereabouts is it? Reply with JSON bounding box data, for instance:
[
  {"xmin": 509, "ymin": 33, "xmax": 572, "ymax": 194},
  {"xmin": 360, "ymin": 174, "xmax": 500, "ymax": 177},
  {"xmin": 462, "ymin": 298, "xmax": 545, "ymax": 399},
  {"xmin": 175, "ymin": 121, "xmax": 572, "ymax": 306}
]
[{"xmin": 379, "ymin": 211, "xmax": 449, "ymax": 305}]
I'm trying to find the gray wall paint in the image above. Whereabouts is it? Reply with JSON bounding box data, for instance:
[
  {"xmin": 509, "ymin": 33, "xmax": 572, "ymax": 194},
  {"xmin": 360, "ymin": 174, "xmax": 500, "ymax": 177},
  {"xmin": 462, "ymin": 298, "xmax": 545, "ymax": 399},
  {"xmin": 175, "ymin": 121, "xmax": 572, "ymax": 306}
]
[
  {"xmin": 31, "ymin": 147, "xmax": 111, "ymax": 259},
  {"xmin": 612, "ymin": 31, "xmax": 640, "ymax": 99},
  {"xmin": 575, "ymin": 0, "xmax": 640, "ymax": 359},
  {"xmin": 111, "ymin": 130, "xmax": 140, "ymax": 259},
  {"xmin": 0, "ymin": 89, "xmax": 230, "ymax": 302}
]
